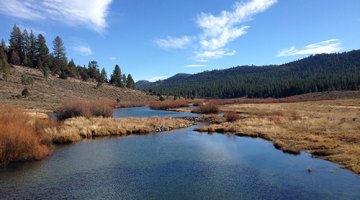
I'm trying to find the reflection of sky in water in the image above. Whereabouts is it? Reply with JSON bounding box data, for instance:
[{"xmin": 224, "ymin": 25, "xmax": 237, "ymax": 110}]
[
  {"xmin": 1, "ymin": 129, "xmax": 360, "ymax": 199},
  {"xmin": 112, "ymin": 106, "xmax": 199, "ymax": 118}
]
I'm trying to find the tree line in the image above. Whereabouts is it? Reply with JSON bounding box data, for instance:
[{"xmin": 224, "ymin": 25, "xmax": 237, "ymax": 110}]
[
  {"xmin": 0, "ymin": 24, "xmax": 135, "ymax": 89},
  {"xmin": 139, "ymin": 50, "xmax": 360, "ymax": 98}
]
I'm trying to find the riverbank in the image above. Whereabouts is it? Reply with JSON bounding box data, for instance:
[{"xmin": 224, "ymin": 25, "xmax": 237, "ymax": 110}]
[
  {"xmin": 0, "ymin": 104, "xmax": 193, "ymax": 166},
  {"xmin": 195, "ymin": 98, "xmax": 360, "ymax": 174},
  {"xmin": 48, "ymin": 116, "xmax": 193, "ymax": 144}
]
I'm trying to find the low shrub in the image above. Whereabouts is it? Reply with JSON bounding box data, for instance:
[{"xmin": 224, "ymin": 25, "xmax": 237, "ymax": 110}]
[
  {"xmin": 57, "ymin": 98, "xmax": 116, "ymax": 120},
  {"xmin": 0, "ymin": 104, "xmax": 51, "ymax": 166},
  {"xmin": 224, "ymin": 111, "xmax": 240, "ymax": 122},
  {"xmin": 192, "ymin": 102, "xmax": 219, "ymax": 114},
  {"xmin": 149, "ymin": 100, "xmax": 189, "ymax": 110}
]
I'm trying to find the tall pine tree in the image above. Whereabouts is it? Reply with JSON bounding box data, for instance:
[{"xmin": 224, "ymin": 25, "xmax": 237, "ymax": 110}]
[
  {"xmin": 126, "ymin": 74, "xmax": 135, "ymax": 89},
  {"xmin": 110, "ymin": 64, "xmax": 122, "ymax": 87}
]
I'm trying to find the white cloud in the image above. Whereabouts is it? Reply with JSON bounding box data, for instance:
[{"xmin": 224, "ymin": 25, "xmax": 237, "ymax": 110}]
[
  {"xmin": 72, "ymin": 45, "xmax": 92, "ymax": 56},
  {"xmin": 155, "ymin": 36, "xmax": 194, "ymax": 49},
  {"xmin": 185, "ymin": 64, "xmax": 206, "ymax": 68},
  {"xmin": 0, "ymin": 0, "xmax": 112, "ymax": 32},
  {"xmin": 195, "ymin": 0, "xmax": 277, "ymax": 59},
  {"xmin": 154, "ymin": 0, "xmax": 277, "ymax": 60},
  {"xmin": 196, "ymin": 50, "xmax": 236, "ymax": 59},
  {"xmin": 148, "ymin": 76, "xmax": 167, "ymax": 82},
  {"xmin": 109, "ymin": 57, "xmax": 117, "ymax": 60},
  {"xmin": 277, "ymin": 39, "xmax": 342, "ymax": 57}
]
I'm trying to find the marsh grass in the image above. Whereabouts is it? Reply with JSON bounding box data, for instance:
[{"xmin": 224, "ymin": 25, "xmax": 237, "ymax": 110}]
[
  {"xmin": 0, "ymin": 104, "xmax": 53, "ymax": 166},
  {"xmin": 192, "ymin": 102, "xmax": 219, "ymax": 114},
  {"xmin": 57, "ymin": 98, "xmax": 116, "ymax": 120},
  {"xmin": 45, "ymin": 116, "xmax": 193, "ymax": 144},
  {"xmin": 196, "ymin": 99, "xmax": 360, "ymax": 174}
]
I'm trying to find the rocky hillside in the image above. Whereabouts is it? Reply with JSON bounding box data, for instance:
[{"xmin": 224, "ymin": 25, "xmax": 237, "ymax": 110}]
[{"xmin": 0, "ymin": 65, "xmax": 157, "ymax": 111}]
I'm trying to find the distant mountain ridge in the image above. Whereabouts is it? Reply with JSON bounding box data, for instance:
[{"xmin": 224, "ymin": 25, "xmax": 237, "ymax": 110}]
[{"xmin": 136, "ymin": 50, "xmax": 360, "ymax": 98}]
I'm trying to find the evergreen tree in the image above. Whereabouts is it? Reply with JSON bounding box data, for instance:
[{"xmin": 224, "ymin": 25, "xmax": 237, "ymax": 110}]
[
  {"xmin": 10, "ymin": 51, "xmax": 20, "ymax": 65},
  {"xmin": 122, "ymin": 74, "xmax": 127, "ymax": 87},
  {"xmin": 67, "ymin": 59, "xmax": 78, "ymax": 77},
  {"xmin": 51, "ymin": 36, "xmax": 66, "ymax": 74},
  {"xmin": 21, "ymin": 29, "xmax": 29, "ymax": 65},
  {"xmin": 1, "ymin": 39, "xmax": 7, "ymax": 53},
  {"xmin": 28, "ymin": 31, "xmax": 36, "ymax": 67},
  {"xmin": 52, "ymin": 36, "xmax": 66, "ymax": 60},
  {"xmin": 35, "ymin": 34, "xmax": 49, "ymax": 69},
  {"xmin": 126, "ymin": 74, "xmax": 135, "ymax": 89},
  {"xmin": 8, "ymin": 24, "xmax": 22, "ymax": 64},
  {"xmin": 110, "ymin": 64, "xmax": 122, "ymax": 87},
  {"xmin": 99, "ymin": 67, "xmax": 107, "ymax": 83},
  {"xmin": 87, "ymin": 60, "xmax": 100, "ymax": 80}
]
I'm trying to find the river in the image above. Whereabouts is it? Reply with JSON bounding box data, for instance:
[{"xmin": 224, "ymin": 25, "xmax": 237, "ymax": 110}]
[{"xmin": 0, "ymin": 107, "xmax": 359, "ymax": 199}]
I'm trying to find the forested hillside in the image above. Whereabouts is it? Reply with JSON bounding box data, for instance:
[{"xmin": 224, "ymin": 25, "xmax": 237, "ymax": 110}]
[{"xmin": 137, "ymin": 50, "xmax": 360, "ymax": 98}]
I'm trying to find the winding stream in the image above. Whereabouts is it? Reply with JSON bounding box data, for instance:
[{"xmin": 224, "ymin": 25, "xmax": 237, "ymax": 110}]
[{"xmin": 0, "ymin": 107, "xmax": 360, "ymax": 199}]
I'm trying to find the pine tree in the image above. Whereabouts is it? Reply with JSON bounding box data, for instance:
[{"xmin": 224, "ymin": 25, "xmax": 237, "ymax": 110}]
[
  {"xmin": 28, "ymin": 31, "xmax": 36, "ymax": 67},
  {"xmin": 51, "ymin": 36, "xmax": 66, "ymax": 74},
  {"xmin": 52, "ymin": 36, "xmax": 66, "ymax": 60},
  {"xmin": 21, "ymin": 29, "xmax": 29, "ymax": 65},
  {"xmin": 126, "ymin": 74, "xmax": 135, "ymax": 89},
  {"xmin": 110, "ymin": 64, "xmax": 122, "ymax": 87},
  {"xmin": 67, "ymin": 59, "xmax": 78, "ymax": 77},
  {"xmin": 99, "ymin": 67, "xmax": 107, "ymax": 83},
  {"xmin": 122, "ymin": 74, "xmax": 127, "ymax": 87},
  {"xmin": 87, "ymin": 61, "xmax": 100, "ymax": 80},
  {"xmin": 8, "ymin": 24, "xmax": 22, "ymax": 64},
  {"xmin": 35, "ymin": 34, "xmax": 49, "ymax": 69}
]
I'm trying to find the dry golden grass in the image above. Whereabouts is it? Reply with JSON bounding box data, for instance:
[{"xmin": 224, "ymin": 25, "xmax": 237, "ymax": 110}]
[
  {"xmin": 57, "ymin": 98, "xmax": 116, "ymax": 120},
  {"xmin": 45, "ymin": 116, "xmax": 193, "ymax": 144},
  {"xmin": 0, "ymin": 104, "xmax": 53, "ymax": 165},
  {"xmin": 196, "ymin": 98, "xmax": 360, "ymax": 174}
]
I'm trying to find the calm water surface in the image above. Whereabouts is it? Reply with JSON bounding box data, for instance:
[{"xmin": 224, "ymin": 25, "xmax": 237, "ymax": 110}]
[
  {"xmin": 1, "ymin": 108, "xmax": 360, "ymax": 199},
  {"xmin": 112, "ymin": 106, "xmax": 199, "ymax": 118}
]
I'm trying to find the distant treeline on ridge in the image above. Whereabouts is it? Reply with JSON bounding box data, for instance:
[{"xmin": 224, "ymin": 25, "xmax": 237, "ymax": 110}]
[
  {"xmin": 138, "ymin": 50, "xmax": 360, "ymax": 98},
  {"xmin": 0, "ymin": 24, "xmax": 135, "ymax": 89}
]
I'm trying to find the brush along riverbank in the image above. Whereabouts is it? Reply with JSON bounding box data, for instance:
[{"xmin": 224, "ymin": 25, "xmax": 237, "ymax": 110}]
[
  {"xmin": 47, "ymin": 116, "xmax": 194, "ymax": 144},
  {"xmin": 195, "ymin": 98, "xmax": 360, "ymax": 174}
]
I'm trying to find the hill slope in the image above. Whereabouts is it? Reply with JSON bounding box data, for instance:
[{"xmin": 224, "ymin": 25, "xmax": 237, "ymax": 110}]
[
  {"xmin": 0, "ymin": 65, "xmax": 157, "ymax": 111},
  {"xmin": 137, "ymin": 50, "xmax": 360, "ymax": 98}
]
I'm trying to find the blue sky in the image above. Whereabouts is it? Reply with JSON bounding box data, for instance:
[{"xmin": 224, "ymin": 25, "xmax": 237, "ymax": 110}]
[{"xmin": 0, "ymin": 0, "xmax": 359, "ymax": 81}]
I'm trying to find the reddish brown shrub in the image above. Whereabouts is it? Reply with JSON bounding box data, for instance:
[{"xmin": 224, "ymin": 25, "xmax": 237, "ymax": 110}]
[
  {"xmin": 224, "ymin": 111, "xmax": 240, "ymax": 122},
  {"xmin": 0, "ymin": 104, "xmax": 51, "ymax": 166},
  {"xmin": 192, "ymin": 102, "xmax": 219, "ymax": 114},
  {"xmin": 149, "ymin": 100, "xmax": 189, "ymax": 110},
  {"xmin": 57, "ymin": 98, "xmax": 116, "ymax": 120}
]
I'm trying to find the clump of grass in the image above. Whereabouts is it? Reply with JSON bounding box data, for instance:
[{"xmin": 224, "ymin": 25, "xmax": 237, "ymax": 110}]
[
  {"xmin": 57, "ymin": 98, "xmax": 116, "ymax": 120},
  {"xmin": 0, "ymin": 104, "xmax": 51, "ymax": 166},
  {"xmin": 149, "ymin": 100, "xmax": 189, "ymax": 110},
  {"xmin": 224, "ymin": 111, "xmax": 240, "ymax": 122},
  {"xmin": 192, "ymin": 102, "xmax": 219, "ymax": 114}
]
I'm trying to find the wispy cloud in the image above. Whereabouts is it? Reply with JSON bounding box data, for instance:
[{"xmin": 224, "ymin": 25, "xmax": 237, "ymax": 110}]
[
  {"xmin": 155, "ymin": 0, "xmax": 277, "ymax": 61},
  {"xmin": 196, "ymin": 50, "xmax": 236, "ymax": 59},
  {"xmin": 185, "ymin": 64, "xmax": 206, "ymax": 68},
  {"xmin": 72, "ymin": 45, "xmax": 92, "ymax": 56},
  {"xmin": 148, "ymin": 76, "xmax": 167, "ymax": 82},
  {"xmin": 155, "ymin": 36, "xmax": 194, "ymax": 49},
  {"xmin": 109, "ymin": 57, "xmax": 117, "ymax": 60},
  {"xmin": 277, "ymin": 39, "xmax": 342, "ymax": 57},
  {"xmin": 0, "ymin": 0, "xmax": 112, "ymax": 32}
]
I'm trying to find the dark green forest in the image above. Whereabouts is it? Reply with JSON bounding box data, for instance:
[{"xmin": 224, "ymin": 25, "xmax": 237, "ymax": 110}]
[
  {"xmin": 137, "ymin": 50, "xmax": 360, "ymax": 98},
  {"xmin": 0, "ymin": 24, "xmax": 135, "ymax": 89}
]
